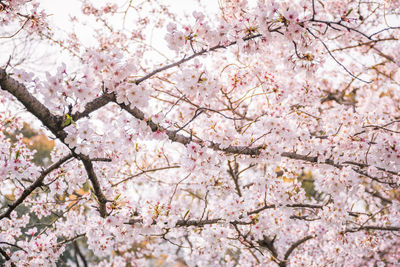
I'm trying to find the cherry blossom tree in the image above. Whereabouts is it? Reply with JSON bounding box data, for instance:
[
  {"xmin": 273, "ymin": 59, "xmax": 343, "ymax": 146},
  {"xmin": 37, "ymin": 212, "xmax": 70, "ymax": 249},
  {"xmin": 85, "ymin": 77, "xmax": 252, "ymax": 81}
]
[{"xmin": 1, "ymin": 0, "xmax": 400, "ymax": 266}]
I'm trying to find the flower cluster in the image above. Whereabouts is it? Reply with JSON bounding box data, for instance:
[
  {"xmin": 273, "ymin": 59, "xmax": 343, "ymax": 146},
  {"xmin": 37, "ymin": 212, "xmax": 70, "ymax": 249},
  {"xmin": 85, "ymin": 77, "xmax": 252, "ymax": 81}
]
[{"xmin": 1, "ymin": 0, "xmax": 400, "ymax": 266}]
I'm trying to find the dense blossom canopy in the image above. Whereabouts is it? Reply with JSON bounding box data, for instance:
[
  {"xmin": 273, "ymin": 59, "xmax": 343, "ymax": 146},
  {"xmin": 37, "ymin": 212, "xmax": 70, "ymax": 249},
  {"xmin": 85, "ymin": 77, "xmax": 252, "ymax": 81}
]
[{"xmin": 0, "ymin": 0, "xmax": 400, "ymax": 266}]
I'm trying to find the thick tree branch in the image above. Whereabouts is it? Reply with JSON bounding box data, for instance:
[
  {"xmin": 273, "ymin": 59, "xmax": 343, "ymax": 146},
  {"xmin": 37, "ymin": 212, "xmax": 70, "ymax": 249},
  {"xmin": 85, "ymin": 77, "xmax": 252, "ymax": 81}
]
[
  {"xmin": 346, "ymin": 225, "xmax": 400, "ymax": 232},
  {"xmin": 257, "ymin": 235, "xmax": 279, "ymax": 259},
  {"xmin": 115, "ymin": 96, "xmax": 398, "ymax": 185},
  {"xmin": 127, "ymin": 218, "xmax": 222, "ymax": 227},
  {"xmin": 0, "ymin": 247, "xmax": 16, "ymax": 267},
  {"xmin": 69, "ymin": 34, "xmax": 263, "ymax": 124},
  {"xmin": 71, "ymin": 92, "xmax": 115, "ymax": 122},
  {"xmin": 247, "ymin": 203, "xmax": 323, "ymax": 216},
  {"xmin": 0, "ymin": 68, "xmax": 62, "ymax": 135},
  {"xmin": 80, "ymin": 156, "xmax": 108, "ymax": 218},
  {"xmin": 3, "ymin": 67, "xmax": 395, "ymax": 197},
  {"xmin": 127, "ymin": 202, "xmax": 324, "ymax": 228},
  {"xmin": 0, "ymin": 69, "xmax": 109, "ymax": 217}
]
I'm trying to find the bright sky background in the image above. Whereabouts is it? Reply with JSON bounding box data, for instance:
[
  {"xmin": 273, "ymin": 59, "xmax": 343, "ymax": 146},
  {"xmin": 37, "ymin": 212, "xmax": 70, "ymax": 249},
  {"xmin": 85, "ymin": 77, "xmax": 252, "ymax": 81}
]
[{"xmin": 14, "ymin": 0, "xmax": 219, "ymax": 73}]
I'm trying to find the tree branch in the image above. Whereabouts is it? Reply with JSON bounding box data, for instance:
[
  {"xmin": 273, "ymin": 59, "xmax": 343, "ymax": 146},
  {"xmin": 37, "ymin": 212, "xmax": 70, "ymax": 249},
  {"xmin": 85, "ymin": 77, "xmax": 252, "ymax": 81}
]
[
  {"xmin": 112, "ymin": 165, "xmax": 180, "ymax": 187},
  {"xmin": 306, "ymin": 29, "xmax": 371, "ymax": 83},
  {"xmin": 71, "ymin": 92, "xmax": 115, "ymax": 122},
  {"xmin": 5, "ymin": 67, "xmax": 392, "ymax": 189},
  {"xmin": 257, "ymin": 235, "xmax": 279, "ymax": 259},
  {"xmin": 114, "ymin": 95, "xmax": 398, "ymax": 185},
  {"xmin": 127, "ymin": 218, "xmax": 222, "ymax": 227},
  {"xmin": 134, "ymin": 34, "xmax": 262, "ymax": 85},
  {"xmin": 69, "ymin": 34, "xmax": 263, "ymax": 124},
  {"xmin": 228, "ymin": 160, "xmax": 242, "ymax": 197},
  {"xmin": 346, "ymin": 225, "xmax": 400, "ymax": 233},
  {"xmin": 282, "ymin": 235, "xmax": 314, "ymax": 265},
  {"xmin": 0, "ymin": 68, "xmax": 62, "ymax": 135},
  {"xmin": 0, "ymin": 153, "xmax": 73, "ymax": 220},
  {"xmin": 73, "ymin": 241, "xmax": 88, "ymax": 267},
  {"xmin": 0, "ymin": 69, "xmax": 110, "ymax": 217},
  {"xmin": 80, "ymin": 156, "xmax": 108, "ymax": 218},
  {"xmin": 247, "ymin": 203, "xmax": 323, "ymax": 216},
  {"xmin": 0, "ymin": 247, "xmax": 16, "ymax": 267}
]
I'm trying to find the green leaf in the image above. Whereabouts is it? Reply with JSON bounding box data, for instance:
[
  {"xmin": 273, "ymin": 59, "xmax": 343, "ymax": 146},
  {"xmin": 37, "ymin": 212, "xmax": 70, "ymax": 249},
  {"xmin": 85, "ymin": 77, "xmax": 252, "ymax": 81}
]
[
  {"xmin": 345, "ymin": 8, "xmax": 353, "ymax": 17},
  {"xmin": 61, "ymin": 114, "xmax": 74, "ymax": 127},
  {"xmin": 183, "ymin": 209, "xmax": 190, "ymax": 220}
]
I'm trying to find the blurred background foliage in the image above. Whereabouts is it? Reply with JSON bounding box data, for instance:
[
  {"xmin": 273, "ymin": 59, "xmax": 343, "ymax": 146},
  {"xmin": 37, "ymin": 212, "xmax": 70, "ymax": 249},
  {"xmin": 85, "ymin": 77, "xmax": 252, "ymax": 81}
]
[{"xmin": 4, "ymin": 122, "xmax": 54, "ymax": 166}]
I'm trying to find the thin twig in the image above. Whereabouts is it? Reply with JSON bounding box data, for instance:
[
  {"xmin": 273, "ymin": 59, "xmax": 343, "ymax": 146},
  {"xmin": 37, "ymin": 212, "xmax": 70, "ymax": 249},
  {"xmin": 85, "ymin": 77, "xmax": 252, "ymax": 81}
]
[{"xmin": 306, "ymin": 29, "xmax": 371, "ymax": 83}]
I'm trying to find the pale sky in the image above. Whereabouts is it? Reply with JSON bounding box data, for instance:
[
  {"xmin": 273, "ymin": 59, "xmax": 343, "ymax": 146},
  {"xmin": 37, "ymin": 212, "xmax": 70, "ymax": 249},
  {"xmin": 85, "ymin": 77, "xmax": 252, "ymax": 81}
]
[{"xmin": 20, "ymin": 0, "xmax": 220, "ymax": 72}]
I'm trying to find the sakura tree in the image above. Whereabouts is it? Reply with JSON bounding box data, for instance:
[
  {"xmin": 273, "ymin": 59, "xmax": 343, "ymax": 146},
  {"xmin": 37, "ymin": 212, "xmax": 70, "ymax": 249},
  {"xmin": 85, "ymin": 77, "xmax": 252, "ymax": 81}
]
[{"xmin": 0, "ymin": 0, "xmax": 400, "ymax": 266}]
